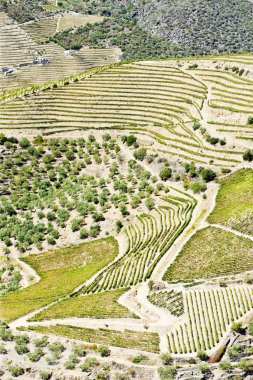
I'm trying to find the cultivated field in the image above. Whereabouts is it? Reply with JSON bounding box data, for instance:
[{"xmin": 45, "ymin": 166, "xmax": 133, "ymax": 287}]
[
  {"xmin": 2, "ymin": 57, "xmax": 253, "ymax": 167},
  {"xmin": 1, "ymin": 7, "xmax": 253, "ymax": 379},
  {"xmin": 0, "ymin": 12, "xmax": 119, "ymax": 94},
  {"xmin": 0, "ymin": 238, "xmax": 118, "ymax": 321},
  {"xmin": 208, "ymin": 168, "xmax": 253, "ymax": 235},
  {"xmin": 164, "ymin": 226, "xmax": 253, "ymax": 282}
]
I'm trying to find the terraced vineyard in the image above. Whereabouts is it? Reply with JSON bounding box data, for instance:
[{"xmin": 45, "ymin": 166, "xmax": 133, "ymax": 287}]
[
  {"xmin": 1, "ymin": 7, "xmax": 253, "ymax": 376},
  {"xmin": 20, "ymin": 13, "xmax": 104, "ymax": 43},
  {"xmin": 20, "ymin": 17, "xmax": 58, "ymax": 43},
  {"xmin": 168, "ymin": 286, "xmax": 253, "ymax": 354},
  {"xmin": 148, "ymin": 290, "xmax": 184, "ymax": 317},
  {"xmin": 0, "ymin": 12, "xmax": 39, "ymax": 66},
  {"xmin": 0, "ymin": 12, "xmax": 119, "ymax": 93},
  {"xmin": 83, "ymin": 191, "xmax": 196, "ymax": 293},
  {"xmin": 1, "ymin": 60, "xmax": 249, "ymax": 166}
]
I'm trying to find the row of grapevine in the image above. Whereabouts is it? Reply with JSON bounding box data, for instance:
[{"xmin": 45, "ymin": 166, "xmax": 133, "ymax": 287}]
[
  {"xmin": 148, "ymin": 290, "xmax": 184, "ymax": 317},
  {"xmin": 81, "ymin": 191, "xmax": 196, "ymax": 294},
  {"xmin": 0, "ymin": 60, "xmax": 243, "ymax": 165},
  {"xmin": 168, "ymin": 286, "xmax": 253, "ymax": 354}
]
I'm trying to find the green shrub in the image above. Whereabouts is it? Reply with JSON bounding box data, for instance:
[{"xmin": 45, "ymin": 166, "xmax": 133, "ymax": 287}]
[
  {"xmin": 33, "ymin": 336, "xmax": 48, "ymax": 348},
  {"xmin": 80, "ymin": 357, "xmax": 99, "ymax": 371},
  {"xmin": 219, "ymin": 360, "xmax": 233, "ymax": 372},
  {"xmin": 132, "ymin": 354, "xmax": 147, "ymax": 363},
  {"xmin": 231, "ymin": 322, "xmax": 242, "ymax": 333},
  {"xmin": 161, "ymin": 352, "xmax": 173, "ymax": 365},
  {"xmin": 71, "ymin": 344, "xmax": 86, "ymax": 357},
  {"xmin": 28, "ymin": 348, "xmax": 44, "ymax": 362},
  {"xmin": 158, "ymin": 366, "xmax": 177, "ymax": 380},
  {"xmin": 40, "ymin": 371, "xmax": 52, "ymax": 380},
  {"xmin": 243, "ymin": 149, "xmax": 253, "ymax": 162},
  {"xmin": 238, "ymin": 359, "xmax": 253, "ymax": 372},
  {"xmin": 145, "ymin": 197, "xmax": 155, "ymax": 210},
  {"xmin": 80, "ymin": 229, "xmax": 89, "ymax": 239},
  {"xmin": 200, "ymin": 168, "xmax": 216, "ymax": 182},
  {"xmin": 15, "ymin": 343, "xmax": 29, "ymax": 355},
  {"xmin": 64, "ymin": 359, "xmax": 76, "ymax": 370},
  {"xmin": 0, "ymin": 325, "xmax": 13, "ymax": 341},
  {"xmin": 98, "ymin": 345, "xmax": 111, "ymax": 357},
  {"xmin": 199, "ymin": 363, "xmax": 210, "ymax": 374},
  {"xmin": 48, "ymin": 341, "xmax": 65, "ymax": 354},
  {"xmin": 133, "ymin": 148, "xmax": 147, "ymax": 161},
  {"xmin": 247, "ymin": 116, "xmax": 253, "ymax": 125},
  {"xmin": 159, "ymin": 167, "xmax": 172, "ymax": 181},
  {"xmin": 9, "ymin": 366, "xmax": 25, "ymax": 377},
  {"xmin": 0, "ymin": 343, "xmax": 7, "ymax": 354},
  {"xmin": 197, "ymin": 350, "xmax": 208, "ymax": 361},
  {"xmin": 19, "ymin": 138, "xmax": 30, "ymax": 149}
]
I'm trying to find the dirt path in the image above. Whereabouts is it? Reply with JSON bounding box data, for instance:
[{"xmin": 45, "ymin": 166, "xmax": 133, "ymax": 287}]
[
  {"xmin": 210, "ymin": 223, "xmax": 253, "ymax": 241},
  {"xmin": 56, "ymin": 15, "xmax": 61, "ymax": 33}
]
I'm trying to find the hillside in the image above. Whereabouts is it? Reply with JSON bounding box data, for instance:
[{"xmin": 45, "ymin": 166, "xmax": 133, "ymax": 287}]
[
  {"xmin": 1, "ymin": 4, "xmax": 253, "ymax": 380},
  {"xmin": 50, "ymin": 0, "xmax": 253, "ymax": 59}
]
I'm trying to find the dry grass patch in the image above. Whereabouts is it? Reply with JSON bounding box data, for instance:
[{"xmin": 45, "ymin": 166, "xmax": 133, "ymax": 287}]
[{"xmin": 58, "ymin": 14, "xmax": 104, "ymax": 31}]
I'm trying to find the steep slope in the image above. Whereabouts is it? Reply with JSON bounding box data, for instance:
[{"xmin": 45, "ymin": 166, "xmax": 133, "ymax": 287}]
[{"xmin": 51, "ymin": 0, "xmax": 253, "ymax": 59}]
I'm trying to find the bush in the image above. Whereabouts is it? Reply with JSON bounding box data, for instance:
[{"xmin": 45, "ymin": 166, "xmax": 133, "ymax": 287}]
[
  {"xmin": 145, "ymin": 197, "xmax": 155, "ymax": 211},
  {"xmin": 28, "ymin": 348, "xmax": 44, "ymax": 362},
  {"xmin": 200, "ymin": 168, "xmax": 216, "ymax": 182},
  {"xmin": 80, "ymin": 357, "xmax": 99, "ymax": 371},
  {"xmin": 0, "ymin": 324, "xmax": 13, "ymax": 341},
  {"xmin": 71, "ymin": 344, "xmax": 86, "ymax": 357},
  {"xmin": 133, "ymin": 148, "xmax": 147, "ymax": 161},
  {"xmin": 197, "ymin": 350, "xmax": 208, "ymax": 361},
  {"xmin": 219, "ymin": 360, "xmax": 233, "ymax": 372},
  {"xmin": 221, "ymin": 168, "xmax": 231, "ymax": 174},
  {"xmin": 0, "ymin": 343, "xmax": 7, "ymax": 354},
  {"xmin": 199, "ymin": 363, "xmax": 210, "ymax": 374},
  {"xmin": 132, "ymin": 354, "xmax": 147, "ymax": 363},
  {"xmin": 158, "ymin": 366, "xmax": 177, "ymax": 380},
  {"xmin": 19, "ymin": 137, "xmax": 30, "ymax": 149},
  {"xmin": 247, "ymin": 116, "xmax": 253, "ymax": 125},
  {"xmin": 48, "ymin": 341, "xmax": 65, "ymax": 354},
  {"xmin": 116, "ymin": 220, "xmax": 123, "ymax": 233},
  {"xmin": 159, "ymin": 167, "xmax": 172, "ymax": 181},
  {"xmin": 80, "ymin": 229, "xmax": 89, "ymax": 239},
  {"xmin": 15, "ymin": 343, "xmax": 29, "ymax": 355},
  {"xmin": 40, "ymin": 371, "xmax": 52, "ymax": 380},
  {"xmin": 189, "ymin": 181, "xmax": 206, "ymax": 194},
  {"xmin": 193, "ymin": 121, "xmax": 201, "ymax": 130},
  {"xmin": 33, "ymin": 336, "xmax": 48, "ymax": 347},
  {"xmin": 9, "ymin": 366, "xmax": 25, "ymax": 377},
  {"xmin": 207, "ymin": 136, "xmax": 219, "ymax": 145},
  {"xmin": 227, "ymin": 344, "xmax": 242, "ymax": 360},
  {"xmin": 161, "ymin": 352, "xmax": 173, "ymax": 365},
  {"xmin": 122, "ymin": 135, "xmax": 137, "ymax": 146},
  {"xmin": 98, "ymin": 345, "xmax": 111, "ymax": 357},
  {"xmin": 64, "ymin": 359, "xmax": 76, "ymax": 370},
  {"xmin": 231, "ymin": 322, "xmax": 242, "ymax": 333},
  {"xmin": 238, "ymin": 359, "xmax": 253, "ymax": 372},
  {"xmin": 243, "ymin": 149, "xmax": 253, "ymax": 162}
]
